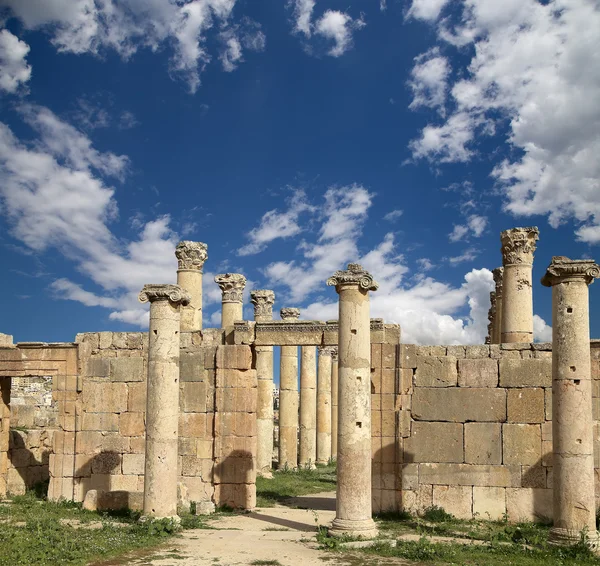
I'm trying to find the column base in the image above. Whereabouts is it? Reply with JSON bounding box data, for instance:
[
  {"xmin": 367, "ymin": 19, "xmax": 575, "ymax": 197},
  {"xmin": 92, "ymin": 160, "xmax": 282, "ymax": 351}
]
[
  {"xmin": 257, "ymin": 470, "xmax": 273, "ymax": 479},
  {"xmin": 329, "ymin": 518, "xmax": 378, "ymax": 539},
  {"xmin": 549, "ymin": 527, "xmax": 600, "ymax": 551}
]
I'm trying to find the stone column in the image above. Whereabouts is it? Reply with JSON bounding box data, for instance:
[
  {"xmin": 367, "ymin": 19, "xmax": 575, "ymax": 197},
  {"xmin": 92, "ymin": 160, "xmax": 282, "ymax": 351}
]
[
  {"xmin": 316, "ymin": 346, "xmax": 333, "ymax": 464},
  {"xmin": 331, "ymin": 347, "xmax": 339, "ymax": 459},
  {"xmin": 486, "ymin": 291, "xmax": 496, "ymax": 345},
  {"xmin": 492, "ymin": 267, "xmax": 504, "ymax": 343},
  {"xmin": 299, "ymin": 346, "xmax": 317, "ymax": 469},
  {"xmin": 327, "ymin": 264, "xmax": 378, "ymax": 539},
  {"xmin": 500, "ymin": 227, "xmax": 539, "ymax": 343},
  {"xmin": 542, "ymin": 257, "xmax": 600, "ymax": 548},
  {"xmin": 214, "ymin": 273, "xmax": 246, "ymax": 344},
  {"xmin": 250, "ymin": 290, "xmax": 276, "ymax": 477},
  {"xmin": 278, "ymin": 308, "xmax": 300, "ymax": 470},
  {"xmin": 175, "ymin": 241, "xmax": 208, "ymax": 332},
  {"xmin": 138, "ymin": 284, "xmax": 190, "ymax": 521}
]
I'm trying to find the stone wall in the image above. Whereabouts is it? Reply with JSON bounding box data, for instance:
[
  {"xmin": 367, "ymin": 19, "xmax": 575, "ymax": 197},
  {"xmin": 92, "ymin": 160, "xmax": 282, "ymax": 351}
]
[
  {"xmin": 7, "ymin": 429, "xmax": 54, "ymax": 495},
  {"xmin": 392, "ymin": 342, "xmax": 600, "ymax": 522}
]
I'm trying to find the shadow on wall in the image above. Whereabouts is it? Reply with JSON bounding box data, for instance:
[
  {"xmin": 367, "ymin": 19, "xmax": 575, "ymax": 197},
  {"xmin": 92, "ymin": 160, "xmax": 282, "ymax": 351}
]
[
  {"xmin": 213, "ymin": 449, "xmax": 255, "ymax": 509},
  {"xmin": 76, "ymin": 450, "xmax": 123, "ymax": 496},
  {"xmin": 8, "ymin": 429, "xmax": 52, "ymax": 495}
]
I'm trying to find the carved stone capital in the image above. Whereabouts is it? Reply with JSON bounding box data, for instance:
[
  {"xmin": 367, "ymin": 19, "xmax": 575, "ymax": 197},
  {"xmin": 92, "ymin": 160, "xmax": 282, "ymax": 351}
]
[
  {"xmin": 500, "ymin": 227, "xmax": 539, "ymax": 266},
  {"xmin": 250, "ymin": 290, "xmax": 275, "ymax": 321},
  {"xmin": 330, "ymin": 347, "xmax": 338, "ymax": 362},
  {"xmin": 176, "ymin": 241, "xmax": 208, "ymax": 271},
  {"xmin": 138, "ymin": 284, "xmax": 191, "ymax": 305},
  {"xmin": 280, "ymin": 308, "xmax": 300, "ymax": 320},
  {"xmin": 318, "ymin": 345, "xmax": 336, "ymax": 357},
  {"xmin": 492, "ymin": 267, "xmax": 504, "ymax": 297},
  {"xmin": 327, "ymin": 263, "xmax": 378, "ymax": 293},
  {"xmin": 541, "ymin": 256, "xmax": 600, "ymax": 287},
  {"xmin": 214, "ymin": 273, "xmax": 246, "ymax": 303}
]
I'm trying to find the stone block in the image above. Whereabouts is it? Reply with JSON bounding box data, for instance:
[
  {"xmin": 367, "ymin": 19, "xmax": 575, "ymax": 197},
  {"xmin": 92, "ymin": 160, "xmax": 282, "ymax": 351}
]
[
  {"xmin": 466, "ymin": 345, "xmax": 490, "ymax": 358},
  {"xmin": 401, "ymin": 464, "xmax": 419, "ymax": 491},
  {"xmin": 181, "ymin": 382, "xmax": 208, "ymax": 413},
  {"xmin": 180, "ymin": 354, "xmax": 207, "ymax": 382},
  {"xmin": 83, "ymin": 382, "xmax": 127, "ymax": 413},
  {"xmin": 545, "ymin": 388, "xmax": 552, "ymax": 420},
  {"xmin": 216, "ymin": 346, "xmax": 252, "ymax": 370},
  {"xmin": 503, "ymin": 424, "xmax": 541, "ymax": 465},
  {"xmin": 464, "ymin": 423, "xmax": 502, "ymax": 465},
  {"xmin": 400, "ymin": 345, "xmax": 417, "ymax": 369},
  {"xmin": 412, "ymin": 388, "xmax": 506, "ymax": 422},
  {"xmin": 506, "ymin": 488, "xmax": 552, "ymax": 522},
  {"xmin": 83, "ymin": 357, "xmax": 110, "ymax": 378},
  {"xmin": 404, "ymin": 422, "xmax": 463, "ymax": 463},
  {"xmin": 119, "ymin": 412, "xmax": 145, "ymax": 437},
  {"xmin": 98, "ymin": 332, "xmax": 113, "ymax": 350},
  {"xmin": 507, "ymin": 388, "xmax": 545, "ymax": 423},
  {"xmin": 382, "ymin": 343, "xmax": 397, "ymax": 369},
  {"xmin": 414, "ymin": 356, "xmax": 457, "ymax": 387},
  {"xmin": 446, "ymin": 345, "xmax": 466, "ymax": 358},
  {"xmin": 499, "ymin": 359, "xmax": 552, "ymax": 388},
  {"xmin": 180, "ymin": 413, "xmax": 207, "ymax": 438},
  {"xmin": 111, "ymin": 333, "xmax": 127, "ymax": 349},
  {"xmin": 457, "ymin": 359, "xmax": 498, "ymax": 387},
  {"xmin": 91, "ymin": 452, "xmax": 122, "ymax": 475},
  {"xmin": 122, "ymin": 453, "xmax": 145, "ymax": 475},
  {"xmin": 128, "ymin": 382, "xmax": 147, "ymax": 413},
  {"xmin": 473, "ymin": 486, "xmax": 506, "ymax": 520},
  {"xmin": 417, "ymin": 346, "xmax": 447, "ymax": 357},
  {"xmin": 216, "ymin": 369, "xmax": 257, "ymax": 389},
  {"xmin": 521, "ymin": 466, "xmax": 546, "ymax": 488},
  {"xmin": 419, "ymin": 463, "xmax": 519, "ymax": 487},
  {"xmin": 92, "ymin": 490, "xmax": 143, "ymax": 511},
  {"xmin": 82, "ymin": 412, "xmax": 119, "ymax": 432},
  {"xmin": 110, "ymin": 357, "xmax": 144, "ymax": 382},
  {"xmin": 433, "ymin": 485, "xmax": 473, "ymax": 519},
  {"xmin": 399, "ymin": 369, "xmax": 413, "ymax": 395},
  {"xmin": 382, "ymin": 369, "xmax": 395, "ymax": 394}
]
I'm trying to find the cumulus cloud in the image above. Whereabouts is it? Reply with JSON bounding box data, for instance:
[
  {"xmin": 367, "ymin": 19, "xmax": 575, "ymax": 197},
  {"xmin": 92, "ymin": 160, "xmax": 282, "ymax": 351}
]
[
  {"xmin": 0, "ymin": 29, "xmax": 32, "ymax": 93},
  {"xmin": 408, "ymin": 0, "xmax": 600, "ymax": 243},
  {"xmin": 0, "ymin": 0, "xmax": 263, "ymax": 93},
  {"xmin": 289, "ymin": 0, "xmax": 315, "ymax": 36},
  {"xmin": 383, "ymin": 209, "xmax": 403, "ymax": 221},
  {"xmin": 408, "ymin": 48, "xmax": 449, "ymax": 115},
  {"xmin": 449, "ymin": 214, "xmax": 488, "ymax": 242}
]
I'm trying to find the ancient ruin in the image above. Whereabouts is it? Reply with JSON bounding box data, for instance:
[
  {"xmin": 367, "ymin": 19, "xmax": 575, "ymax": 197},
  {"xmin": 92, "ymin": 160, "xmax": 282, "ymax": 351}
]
[{"xmin": 1, "ymin": 226, "xmax": 599, "ymax": 547}]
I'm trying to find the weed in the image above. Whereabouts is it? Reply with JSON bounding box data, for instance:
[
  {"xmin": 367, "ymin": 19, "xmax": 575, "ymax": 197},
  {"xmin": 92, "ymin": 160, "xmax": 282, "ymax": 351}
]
[
  {"xmin": 249, "ymin": 561, "xmax": 283, "ymax": 566},
  {"xmin": 421, "ymin": 505, "xmax": 454, "ymax": 523}
]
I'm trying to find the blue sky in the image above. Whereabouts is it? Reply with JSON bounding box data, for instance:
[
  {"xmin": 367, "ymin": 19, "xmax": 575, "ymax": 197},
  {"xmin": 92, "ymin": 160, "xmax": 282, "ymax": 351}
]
[{"xmin": 0, "ymin": 0, "xmax": 599, "ymax": 345}]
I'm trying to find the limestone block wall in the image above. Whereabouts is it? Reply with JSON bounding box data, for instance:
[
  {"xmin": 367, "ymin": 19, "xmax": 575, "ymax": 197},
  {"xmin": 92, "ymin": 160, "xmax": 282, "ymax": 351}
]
[
  {"xmin": 395, "ymin": 342, "xmax": 600, "ymax": 522},
  {"xmin": 10, "ymin": 376, "xmax": 57, "ymax": 429},
  {"xmin": 8, "ymin": 429, "xmax": 54, "ymax": 495}
]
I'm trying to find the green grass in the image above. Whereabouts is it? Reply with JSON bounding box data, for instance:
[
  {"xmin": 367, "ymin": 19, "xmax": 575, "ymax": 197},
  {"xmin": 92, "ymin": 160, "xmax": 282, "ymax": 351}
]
[
  {"xmin": 0, "ymin": 489, "xmax": 212, "ymax": 566},
  {"xmin": 255, "ymin": 462, "xmax": 337, "ymax": 507},
  {"xmin": 249, "ymin": 561, "xmax": 283, "ymax": 566}
]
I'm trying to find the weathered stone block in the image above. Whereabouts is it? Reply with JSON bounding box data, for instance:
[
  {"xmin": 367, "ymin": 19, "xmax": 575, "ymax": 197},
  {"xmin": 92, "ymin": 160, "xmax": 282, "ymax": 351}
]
[
  {"xmin": 82, "ymin": 412, "xmax": 119, "ymax": 432},
  {"xmin": 110, "ymin": 357, "xmax": 144, "ymax": 382},
  {"xmin": 419, "ymin": 463, "xmax": 519, "ymax": 487},
  {"xmin": 83, "ymin": 382, "xmax": 127, "ymax": 413},
  {"xmin": 180, "ymin": 413, "xmax": 207, "ymax": 438},
  {"xmin": 382, "ymin": 343, "xmax": 397, "ymax": 369},
  {"xmin": 414, "ymin": 356, "xmax": 457, "ymax": 387},
  {"xmin": 417, "ymin": 346, "xmax": 447, "ymax": 357},
  {"xmin": 181, "ymin": 382, "xmax": 207, "ymax": 413},
  {"xmin": 433, "ymin": 485, "xmax": 473, "ymax": 519},
  {"xmin": 403, "ymin": 422, "xmax": 463, "ymax": 463},
  {"xmin": 521, "ymin": 466, "xmax": 546, "ymax": 488},
  {"xmin": 545, "ymin": 388, "xmax": 552, "ymax": 420},
  {"xmin": 180, "ymin": 354, "xmax": 207, "ymax": 382},
  {"xmin": 122, "ymin": 453, "xmax": 144, "ymax": 475},
  {"xmin": 400, "ymin": 345, "xmax": 417, "ymax": 369},
  {"xmin": 458, "ymin": 359, "xmax": 498, "ymax": 387},
  {"xmin": 399, "ymin": 369, "xmax": 413, "ymax": 395},
  {"xmin": 503, "ymin": 424, "xmax": 541, "ymax": 465},
  {"xmin": 128, "ymin": 382, "xmax": 147, "ymax": 413},
  {"xmin": 91, "ymin": 452, "xmax": 122, "ymax": 474},
  {"xmin": 446, "ymin": 345, "xmax": 466, "ymax": 358},
  {"xmin": 464, "ymin": 423, "xmax": 502, "ymax": 465},
  {"xmin": 401, "ymin": 464, "xmax": 419, "ymax": 491},
  {"xmin": 506, "ymin": 487, "xmax": 552, "ymax": 522},
  {"xmin": 466, "ymin": 345, "xmax": 490, "ymax": 358},
  {"xmin": 98, "ymin": 332, "xmax": 112, "ymax": 350},
  {"xmin": 119, "ymin": 412, "xmax": 145, "ymax": 437},
  {"xmin": 473, "ymin": 486, "xmax": 506, "ymax": 520},
  {"xmin": 83, "ymin": 357, "xmax": 110, "ymax": 378},
  {"xmin": 499, "ymin": 359, "xmax": 552, "ymax": 388},
  {"xmin": 401, "ymin": 484, "xmax": 433, "ymax": 515},
  {"xmin": 507, "ymin": 388, "xmax": 545, "ymax": 423},
  {"xmin": 412, "ymin": 388, "xmax": 506, "ymax": 422},
  {"xmin": 216, "ymin": 346, "xmax": 253, "ymax": 370}
]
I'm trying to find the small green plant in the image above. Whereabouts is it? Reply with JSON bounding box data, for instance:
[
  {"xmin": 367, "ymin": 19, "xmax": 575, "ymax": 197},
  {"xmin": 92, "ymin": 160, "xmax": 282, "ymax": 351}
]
[
  {"xmin": 422, "ymin": 505, "xmax": 454, "ymax": 523},
  {"xmin": 249, "ymin": 561, "xmax": 283, "ymax": 566}
]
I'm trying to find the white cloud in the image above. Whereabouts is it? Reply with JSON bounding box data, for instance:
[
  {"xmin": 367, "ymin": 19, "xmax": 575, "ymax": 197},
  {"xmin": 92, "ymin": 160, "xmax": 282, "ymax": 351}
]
[
  {"xmin": 533, "ymin": 314, "xmax": 552, "ymax": 343},
  {"xmin": 383, "ymin": 209, "xmax": 403, "ymax": 221},
  {"xmin": 0, "ymin": 29, "xmax": 32, "ymax": 93},
  {"xmin": 1, "ymin": 0, "xmax": 262, "ymax": 93},
  {"xmin": 407, "ymin": 0, "xmax": 451, "ymax": 22},
  {"xmin": 408, "ymin": 48, "xmax": 449, "ymax": 115},
  {"xmin": 447, "ymin": 248, "xmax": 479, "ymax": 265},
  {"xmin": 408, "ymin": 0, "xmax": 600, "ymax": 243},
  {"xmin": 416, "ymin": 258, "xmax": 434, "ymax": 271},
  {"xmin": 238, "ymin": 190, "xmax": 314, "ymax": 256},
  {"xmin": 449, "ymin": 214, "xmax": 487, "ymax": 242},
  {"xmin": 289, "ymin": 0, "xmax": 316, "ymax": 36},
  {"xmin": 315, "ymin": 10, "xmax": 365, "ymax": 57},
  {"xmin": 449, "ymin": 224, "xmax": 468, "ymax": 243}
]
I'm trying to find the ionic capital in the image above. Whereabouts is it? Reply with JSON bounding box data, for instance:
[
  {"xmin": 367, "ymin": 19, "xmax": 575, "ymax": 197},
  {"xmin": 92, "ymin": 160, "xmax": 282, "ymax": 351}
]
[
  {"xmin": 214, "ymin": 273, "xmax": 246, "ymax": 303},
  {"xmin": 541, "ymin": 256, "xmax": 600, "ymax": 287},
  {"xmin": 318, "ymin": 345, "xmax": 336, "ymax": 357},
  {"xmin": 327, "ymin": 263, "xmax": 378, "ymax": 293},
  {"xmin": 500, "ymin": 227, "xmax": 539, "ymax": 266},
  {"xmin": 138, "ymin": 284, "xmax": 191, "ymax": 305},
  {"xmin": 280, "ymin": 308, "xmax": 300, "ymax": 320},
  {"xmin": 176, "ymin": 241, "xmax": 208, "ymax": 271},
  {"xmin": 250, "ymin": 290, "xmax": 275, "ymax": 320},
  {"xmin": 492, "ymin": 267, "xmax": 504, "ymax": 297}
]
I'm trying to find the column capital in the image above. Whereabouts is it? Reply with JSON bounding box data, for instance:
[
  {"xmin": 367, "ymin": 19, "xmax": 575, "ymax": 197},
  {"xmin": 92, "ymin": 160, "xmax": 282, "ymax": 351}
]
[
  {"xmin": 541, "ymin": 256, "xmax": 600, "ymax": 287},
  {"xmin": 330, "ymin": 346, "xmax": 338, "ymax": 361},
  {"xmin": 280, "ymin": 307, "xmax": 300, "ymax": 320},
  {"xmin": 500, "ymin": 227, "xmax": 539, "ymax": 266},
  {"xmin": 250, "ymin": 290, "xmax": 275, "ymax": 320},
  {"xmin": 214, "ymin": 273, "xmax": 246, "ymax": 303},
  {"xmin": 138, "ymin": 284, "xmax": 191, "ymax": 305},
  {"xmin": 492, "ymin": 267, "xmax": 504, "ymax": 296},
  {"xmin": 318, "ymin": 345, "xmax": 336, "ymax": 357},
  {"xmin": 175, "ymin": 241, "xmax": 208, "ymax": 271},
  {"xmin": 327, "ymin": 263, "xmax": 378, "ymax": 293}
]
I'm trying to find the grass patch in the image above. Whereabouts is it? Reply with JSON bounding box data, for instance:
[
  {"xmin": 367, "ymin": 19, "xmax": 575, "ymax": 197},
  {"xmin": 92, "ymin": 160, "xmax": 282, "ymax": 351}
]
[
  {"xmin": 249, "ymin": 561, "xmax": 283, "ymax": 566},
  {"xmin": 0, "ymin": 489, "xmax": 213, "ymax": 566},
  {"xmin": 256, "ymin": 462, "xmax": 336, "ymax": 507}
]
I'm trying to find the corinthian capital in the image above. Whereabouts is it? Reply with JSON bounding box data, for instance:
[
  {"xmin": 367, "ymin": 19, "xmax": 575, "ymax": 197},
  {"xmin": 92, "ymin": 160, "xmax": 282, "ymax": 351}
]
[
  {"xmin": 541, "ymin": 256, "xmax": 600, "ymax": 287},
  {"xmin": 280, "ymin": 308, "xmax": 300, "ymax": 320},
  {"xmin": 327, "ymin": 263, "xmax": 378, "ymax": 292},
  {"xmin": 500, "ymin": 227, "xmax": 539, "ymax": 266},
  {"xmin": 214, "ymin": 273, "xmax": 247, "ymax": 303},
  {"xmin": 139, "ymin": 284, "xmax": 191, "ymax": 305},
  {"xmin": 318, "ymin": 345, "xmax": 336, "ymax": 357},
  {"xmin": 330, "ymin": 347, "xmax": 338, "ymax": 362},
  {"xmin": 250, "ymin": 290, "xmax": 275, "ymax": 321},
  {"xmin": 176, "ymin": 241, "xmax": 208, "ymax": 271}
]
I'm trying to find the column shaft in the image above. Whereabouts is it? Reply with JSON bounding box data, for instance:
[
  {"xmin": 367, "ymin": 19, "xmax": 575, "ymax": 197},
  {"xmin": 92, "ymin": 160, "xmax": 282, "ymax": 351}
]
[
  {"xmin": 175, "ymin": 241, "xmax": 207, "ymax": 332},
  {"xmin": 331, "ymin": 352, "xmax": 339, "ymax": 460},
  {"xmin": 299, "ymin": 346, "xmax": 317, "ymax": 468},
  {"xmin": 215, "ymin": 274, "xmax": 246, "ymax": 345},
  {"xmin": 316, "ymin": 347, "xmax": 332, "ymax": 465},
  {"xmin": 279, "ymin": 345, "xmax": 299, "ymax": 469}
]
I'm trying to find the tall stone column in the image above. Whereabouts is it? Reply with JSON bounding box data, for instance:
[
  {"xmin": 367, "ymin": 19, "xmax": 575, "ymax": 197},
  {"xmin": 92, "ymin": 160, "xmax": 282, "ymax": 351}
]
[
  {"xmin": 175, "ymin": 241, "xmax": 208, "ymax": 332},
  {"xmin": 492, "ymin": 267, "xmax": 504, "ymax": 343},
  {"xmin": 299, "ymin": 346, "xmax": 317, "ymax": 468},
  {"xmin": 138, "ymin": 284, "xmax": 190, "ymax": 520},
  {"xmin": 500, "ymin": 227, "xmax": 539, "ymax": 343},
  {"xmin": 214, "ymin": 273, "xmax": 246, "ymax": 344},
  {"xmin": 486, "ymin": 291, "xmax": 496, "ymax": 345},
  {"xmin": 542, "ymin": 257, "xmax": 600, "ymax": 548},
  {"xmin": 316, "ymin": 346, "xmax": 333, "ymax": 464},
  {"xmin": 279, "ymin": 308, "xmax": 300, "ymax": 470},
  {"xmin": 331, "ymin": 347, "xmax": 339, "ymax": 459},
  {"xmin": 251, "ymin": 290, "xmax": 276, "ymax": 477},
  {"xmin": 327, "ymin": 264, "xmax": 378, "ymax": 539}
]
